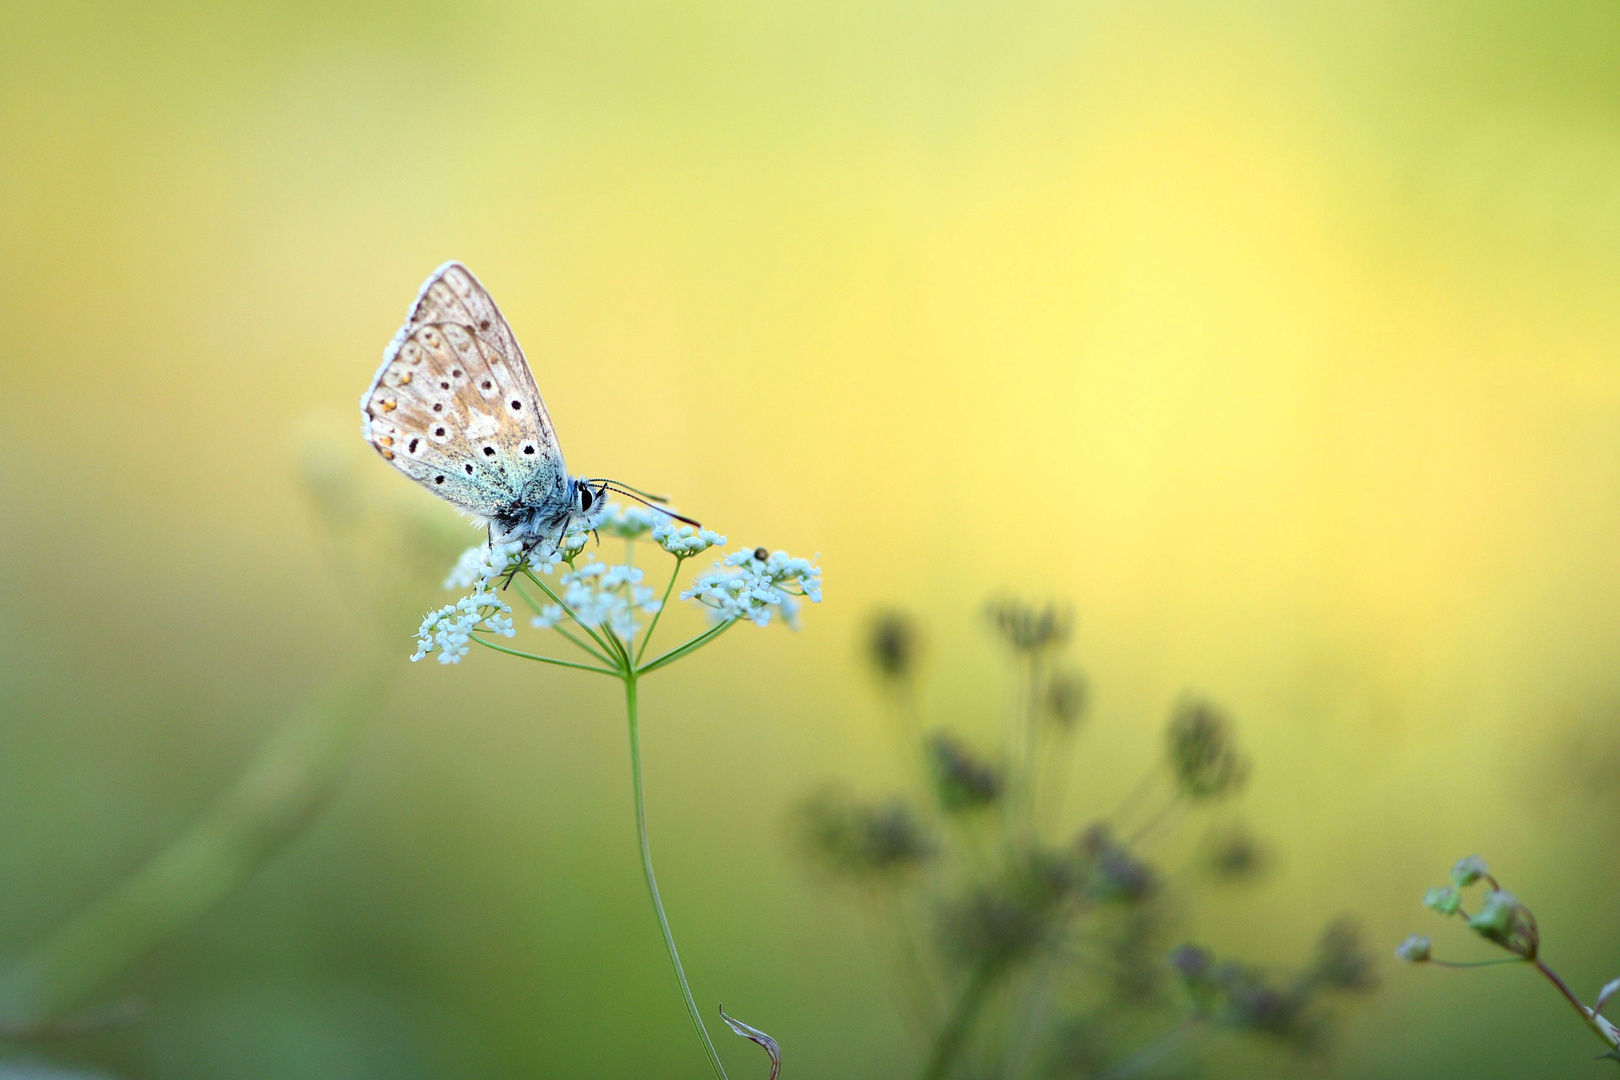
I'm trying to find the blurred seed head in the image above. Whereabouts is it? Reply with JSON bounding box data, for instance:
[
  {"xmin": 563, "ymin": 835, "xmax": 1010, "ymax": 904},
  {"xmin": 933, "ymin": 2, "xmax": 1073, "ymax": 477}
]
[
  {"xmin": 1077, "ymin": 823, "xmax": 1157, "ymax": 904},
  {"xmin": 795, "ymin": 790, "xmax": 934, "ymax": 879},
  {"xmin": 985, "ymin": 598, "xmax": 1074, "ymax": 655},
  {"xmin": 1044, "ymin": 669, "xmax": 1089, "ymax": 730},
  {"xmin": 1169, "ymin": 943, "xmax": 1214, "ymax": 984},
  {"xmin": 1211, "ymin": 963, "xmax": 1313, "ymax": 1045},
  {"xmin": 938, "ymin": 856, "xmax": 1074, "ymax": 968},
  {"xmin": 1166, "ymin": 696, "xmax": 1249, "ymax": 799},
  {"xmin": 1310, "ymin": 918, "xmax": 1378, "ymax": 992},
  {"xmin": 866, "ymin": 610, "xmax": 921, "ymax": 682},
  {"xmin": 1203, "ymin": 822, "xmax": 1268, "ymax": 882},
  {"xmin": 927, "ymin": 733, "xmax": 1002, "ymax": 812}
]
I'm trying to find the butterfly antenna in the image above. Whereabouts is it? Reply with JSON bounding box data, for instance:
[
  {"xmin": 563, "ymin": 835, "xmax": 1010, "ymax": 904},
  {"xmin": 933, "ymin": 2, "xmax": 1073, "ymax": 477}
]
[
  {"xmin": 588, "ymin": 478, "xmax": 671, "ymax": 504},
  {"xmin": 592, "ymin": 480, "xmax": 703, "ymax": 528}
]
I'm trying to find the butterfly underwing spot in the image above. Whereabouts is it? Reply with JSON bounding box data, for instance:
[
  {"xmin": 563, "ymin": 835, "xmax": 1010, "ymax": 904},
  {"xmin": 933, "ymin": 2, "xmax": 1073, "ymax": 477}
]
[
  {"xmin": 464, "ymin": 464, "xmax": 474, "ymax": 474},
  {"xmin": 509, "ymin": 398, "xmax": 524, "ymax": 412},
  {"xmin": 434, "ymin": 475, "xmax": 445, "ymax": 484},
  {"xmin": 523, "ymin": 443, "xmax": 536, "ymax": 455},
  {"xmin": 482, "ymin": 446, "xmax": 496, "ymax": 457},
  {"xmin": 407, "ymin": 437, "xmax": 420, "ymax": 453},
  {"xmin": 432, "ymin": 425, "xmax": 449, "ymax": 440},
  {"xmin": 479, "ymin": 319, "xmax": 490, "ymax": 330},
  {"xmin": 432, "ymin": 403, "xmax": 444, "ymax": 412}
]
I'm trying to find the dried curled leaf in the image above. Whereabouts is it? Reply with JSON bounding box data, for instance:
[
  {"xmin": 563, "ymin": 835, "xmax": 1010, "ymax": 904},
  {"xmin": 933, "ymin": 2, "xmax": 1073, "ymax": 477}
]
[
  {"xmin": 1597, "ymin": 976, "xmax": 1620, "ymax": 1016},
  {"xmin": 719, "ymin": 1006, "xmax": 781, "ymax": 1080}
]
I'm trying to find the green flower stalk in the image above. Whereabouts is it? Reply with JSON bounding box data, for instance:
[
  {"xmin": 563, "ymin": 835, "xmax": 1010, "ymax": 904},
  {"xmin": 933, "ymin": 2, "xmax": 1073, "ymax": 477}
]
[
  {"xmin": 1399, "ymin": 855, "xmax": 1620, "ymax": 1062},
  {"xmin": 413, "ymin": 504, "xmax": 821, "ymax": 1079}
]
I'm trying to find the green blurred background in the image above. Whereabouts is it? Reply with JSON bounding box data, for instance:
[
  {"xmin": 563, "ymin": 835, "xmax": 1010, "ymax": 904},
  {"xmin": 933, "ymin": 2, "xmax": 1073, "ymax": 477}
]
[{"xmin": 4, "ymin": 1, "xmax": 1620, "ymax": 1076}]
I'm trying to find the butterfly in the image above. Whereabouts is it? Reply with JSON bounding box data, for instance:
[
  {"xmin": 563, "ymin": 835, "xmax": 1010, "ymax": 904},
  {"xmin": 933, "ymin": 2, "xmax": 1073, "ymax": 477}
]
[{"xmin": 360, "ymin": 262, "xmax": 692, "ymax": 557}]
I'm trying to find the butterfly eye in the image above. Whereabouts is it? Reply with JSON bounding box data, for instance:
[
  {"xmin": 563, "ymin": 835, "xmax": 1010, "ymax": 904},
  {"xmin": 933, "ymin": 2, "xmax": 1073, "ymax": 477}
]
[{"xmin": 579, "ymin": 487, "xmax": 594, "ymax": 512}]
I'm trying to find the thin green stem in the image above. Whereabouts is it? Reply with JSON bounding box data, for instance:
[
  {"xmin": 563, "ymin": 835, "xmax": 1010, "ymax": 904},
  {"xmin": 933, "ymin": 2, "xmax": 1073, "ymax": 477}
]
[
  {"xmin": 601, "ymin": 624, "xmax": 635, "ymax": 670},
  {"xmin": 1427, "ymin": 957, "xmax": 1531, "ymax": 970},
  {"xmin": 470, "ymin": 635, "xmax": 617, "ymax": 675},
  {"xmin": 639, "ymin": 619, "xmax": 736, "ymax": 676},
  {"xmin": 636, "ymin": 557, "xmax": 686, "ymax": 665},
  {"xmin": 1535, "ymin": 959, "xmax": 1620, "ymax": 1049},
  {"xmin": 624, "ymin": 676, "xmax": 730, "ymax": 1080},
  {"xmin": 554, "ymin": 625, "xmax": 618, "ymax": 667}
]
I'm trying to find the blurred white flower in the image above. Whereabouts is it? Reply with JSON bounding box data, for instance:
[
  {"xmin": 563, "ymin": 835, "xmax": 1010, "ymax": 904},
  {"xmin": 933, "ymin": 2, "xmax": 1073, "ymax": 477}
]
[
  {"xmin": 654, "ymin": 521, "xmax": 727, "ymax": 557},
  {"xmin": 599, "ymin": 502, "xmax": 666, "ymax": 540},
  {"xmin": 1451, "ymin": 855, "xmax": 1488, "ymax": 887},
  {"xmin": 444, "ymin": 541, "xmax": 525, "ymax": 591},
  {"xmin": 1394, "ymin": 934, "xmax": 1432, "ymax": 963},
  {"xmin": 531, "ymin": 603, "xmax": 565, "ymax": 629},
  {"xmin": 555, "ymin": 558, "xmax": 663, "ymax": 641}
]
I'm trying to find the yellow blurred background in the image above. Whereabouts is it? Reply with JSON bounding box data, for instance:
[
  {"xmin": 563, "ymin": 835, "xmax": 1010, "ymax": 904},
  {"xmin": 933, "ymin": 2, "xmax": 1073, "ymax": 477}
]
[{"xmin": 4, "ymin": 1, "xmax": 1620, "ymax": 1077}]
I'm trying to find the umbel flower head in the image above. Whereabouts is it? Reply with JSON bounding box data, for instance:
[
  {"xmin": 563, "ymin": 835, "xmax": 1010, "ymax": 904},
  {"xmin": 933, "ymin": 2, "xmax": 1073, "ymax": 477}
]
[
  {"xmin": 1167, "ymin": 696, "xmax": 1249, "ymax": 799},
  {"xmin": 408, "ymin": 503, "xmax": 820, "ymax": 665},
  {"xmin": 681, "ymin": 547, "xmax": 822, "ymax": 628}
]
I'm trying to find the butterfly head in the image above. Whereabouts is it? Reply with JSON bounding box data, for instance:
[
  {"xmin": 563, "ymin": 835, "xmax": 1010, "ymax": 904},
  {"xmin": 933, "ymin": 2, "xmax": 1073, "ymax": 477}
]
[{"xmin": 570, "ymin": 477, "xmax": 610, "ymax": 529}]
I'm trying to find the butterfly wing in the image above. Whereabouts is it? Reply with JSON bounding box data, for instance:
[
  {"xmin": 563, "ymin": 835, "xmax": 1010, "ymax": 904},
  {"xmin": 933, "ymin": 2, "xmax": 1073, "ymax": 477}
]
[{"xmin": 360, "ymin": 262, "xmax": 568, "ymax": 522}]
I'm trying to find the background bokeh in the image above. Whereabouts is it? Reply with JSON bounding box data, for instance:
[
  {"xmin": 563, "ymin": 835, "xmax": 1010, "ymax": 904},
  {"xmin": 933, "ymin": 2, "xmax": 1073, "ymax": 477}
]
[{"xmin": 5, "ymin": 1, "xmax": 1620, "ymax": 1077}]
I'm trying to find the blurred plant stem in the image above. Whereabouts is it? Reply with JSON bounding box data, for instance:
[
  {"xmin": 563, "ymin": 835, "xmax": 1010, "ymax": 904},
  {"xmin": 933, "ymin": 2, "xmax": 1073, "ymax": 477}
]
[
  {"xmin": 0, "ymin": 664, "xmax": 385, "ymax": 1028},
  {"xmin": 625, "ymin": 673, "xmax": 731, "ymax": 1080},
  {"xmin": 917, "ymin": 960, "xmax": 1001, "ymax": 1080}
]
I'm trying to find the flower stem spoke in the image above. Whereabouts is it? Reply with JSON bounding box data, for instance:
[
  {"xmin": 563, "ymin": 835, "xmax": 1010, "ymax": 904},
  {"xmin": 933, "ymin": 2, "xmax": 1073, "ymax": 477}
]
[
  {"xmin": 624, "ymin": 677, "xmax": 731, "ymax": 1080},
  {"xmin": 635, "ymin": 557, "xmax": 685, "ymax": 666},
  {"xmin": 601, "ymin": 625, "xmax": 634, "ymax": 671},
  {"xmin": 522, "ymin": 569, "xmax": 623, "ymax": 670},
  {"xmin": 639, "ymin": 619, "xmax": 736, "ymax": 676},
  {"xmin": 469, "ymin": 635, "xmax": 617, "ymax": 675},
  {"xmin": 551, "ymin": 625, "xmax": 615, "ymax": 666}
]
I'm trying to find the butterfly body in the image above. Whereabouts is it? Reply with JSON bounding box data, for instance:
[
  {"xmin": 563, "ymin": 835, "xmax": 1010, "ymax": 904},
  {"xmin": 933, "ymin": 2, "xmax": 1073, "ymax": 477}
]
[{"xmin": 361, "ymin": 262, "xmax": 602, "ymax": 547}]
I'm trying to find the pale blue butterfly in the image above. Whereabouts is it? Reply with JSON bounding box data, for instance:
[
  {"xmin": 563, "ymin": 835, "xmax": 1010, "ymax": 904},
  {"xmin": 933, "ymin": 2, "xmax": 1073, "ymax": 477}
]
[{"xmin": 360, "ymin": 262, "xmax": 690, "ymax": 555}]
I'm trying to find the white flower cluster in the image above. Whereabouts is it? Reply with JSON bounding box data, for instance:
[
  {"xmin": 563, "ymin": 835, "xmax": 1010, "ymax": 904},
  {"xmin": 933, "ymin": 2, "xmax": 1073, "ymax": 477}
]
[
  {"xmin": 653, "ymin": 521, "xmax": 727, "ymax": 557},
  {"xmin": 444, "ymin": 541, "xmax": 525, "ymax": 591},
  {"xmin": 555, "ymin": 557, "xmax": 663, "ymax": 641},
  {"xmin": 411, "ymin": 591, "xmax": 516, "ymax": 664},
  {"xmin": 681, "ymin": 547, "xmax": 822, "ymax": 628}
]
